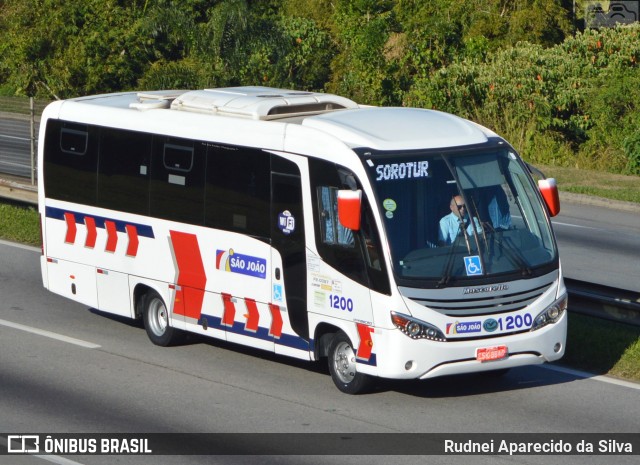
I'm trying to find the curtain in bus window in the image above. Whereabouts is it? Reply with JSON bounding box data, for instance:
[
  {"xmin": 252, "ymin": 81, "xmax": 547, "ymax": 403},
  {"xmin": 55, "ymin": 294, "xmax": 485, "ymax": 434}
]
[{"xmin": 318, "ymin": 186, "xmax": 354, "ymax": 247}]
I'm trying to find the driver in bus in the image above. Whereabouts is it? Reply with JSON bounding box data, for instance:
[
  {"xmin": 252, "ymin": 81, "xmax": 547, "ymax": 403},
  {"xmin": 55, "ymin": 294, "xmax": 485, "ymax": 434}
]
[{"xmin": 438, "ymin": 195, "xmax": 483, "ymax": 246}]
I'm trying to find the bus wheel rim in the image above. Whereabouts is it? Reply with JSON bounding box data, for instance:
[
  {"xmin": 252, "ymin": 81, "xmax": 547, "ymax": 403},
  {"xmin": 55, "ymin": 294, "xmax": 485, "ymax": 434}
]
[
  {"xmin": 149, "ymin": 298, "xmax": 168, "ymax": 336},
  {"xmin": 333, "ymin": 341, "xmax": 356, "ymax": 384}
]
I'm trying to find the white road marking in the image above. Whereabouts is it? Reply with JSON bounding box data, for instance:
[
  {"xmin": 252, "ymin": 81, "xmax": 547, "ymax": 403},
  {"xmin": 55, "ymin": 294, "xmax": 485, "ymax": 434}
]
[
  {"xmin": 0, "ymin": 318, "xmax": 101, "ymax": 349},
  {"xmin": 551, "ymin": 221, "xmax": 600, "ymax": 230},
  {"xmin": 541, "ymin": 364, "xmax": 640, "ymax": 390}
]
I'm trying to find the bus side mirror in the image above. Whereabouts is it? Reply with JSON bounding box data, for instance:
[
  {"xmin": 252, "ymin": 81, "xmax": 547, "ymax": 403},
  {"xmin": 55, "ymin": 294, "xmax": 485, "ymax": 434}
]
[
  {"xmin": 337, "ymin": 189, "xmax": 362, "ymax": 231},
  {"xmin": 538, "ymin": 178, "xmax": 560, "ymax": 217}
]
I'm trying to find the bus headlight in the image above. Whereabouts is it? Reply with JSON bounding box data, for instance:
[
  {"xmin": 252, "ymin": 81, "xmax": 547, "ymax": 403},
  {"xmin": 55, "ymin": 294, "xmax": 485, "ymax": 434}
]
[
  {"xmin": 531, "ymin": 294, "xmax": 567, "ymax": 331},
  {"xmin": 390, "ymin": 312, "xmax": 446, "ymax": 341}
]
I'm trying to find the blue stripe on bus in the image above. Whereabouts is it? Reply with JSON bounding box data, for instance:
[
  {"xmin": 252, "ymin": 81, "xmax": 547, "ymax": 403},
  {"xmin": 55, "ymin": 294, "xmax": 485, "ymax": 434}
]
[
  {"xmin": 45, "ymin": 206, "xmax": 155, "ymax": 238},
  {"xmin": 357, "ymin": 353, "xmax": 377, "ymax": 367},
  {"xmin": 199, "ymin": 313, "xmax": 310, "ymax": 351}
]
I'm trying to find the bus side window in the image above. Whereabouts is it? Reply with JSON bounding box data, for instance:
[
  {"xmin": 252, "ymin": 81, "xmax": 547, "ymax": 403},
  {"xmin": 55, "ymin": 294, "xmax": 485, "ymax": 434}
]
[
  {"xmin": 317, "ymin": 186, "xmax": 354, "ymax": 247},
  {"xmin": 360, "ymin": 199, "xmax": 391, "ymax": 294},
  {"xmin": 310, "ymin": 158, "xmax": 389, "ymax": 293},
  {"xmin": 97, "ymin": 128, "xmax": 151, "ymax": 215},
  {"xmin": 44, "ymin": 120, "xmax": 98, "ymax": 206},
  {"xmin": 204, "ymin": 145, "xmax": 270, "ymax": 240},
  {"xmin": 149, "ymin": 136, "xmax": 206, "ymax": 225}
]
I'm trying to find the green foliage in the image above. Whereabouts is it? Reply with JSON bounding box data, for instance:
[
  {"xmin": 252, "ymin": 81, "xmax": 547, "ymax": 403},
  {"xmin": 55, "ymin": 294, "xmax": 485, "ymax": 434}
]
[
  {"xmin": 1, "ymin": 0, "xmax": 639, "ymax": 177},
  {"xmin": 137, "ymin": 1, "xmax": 334, "ymax": 91},
  {"xmin": 327, "ymin": 0, "xmax": 397, "ymax": 104},
  {"xmin": 624, "ymin": 133, "xmax": 640, "ymax": 176},
  {"xmin": 0, "ymin": 204, "xmax": 40, "ymax": 246},
  {"xmin": 580, "ymin": 65, "xmax": 640, "ymax": 174},
  {"xmin": 461, "ymin": 0, "xmax": 573, "ymax": 48},
  {"xmin": 405, "ymin": 24, "xmax": 640, "ymax": 172},
  {"xmin": 275, "ymin": 16, "xmax": 335, "ymax": 91},
  {"xmin": 0, "ymin": 0, "xmax": 154, "ymax": 98}
]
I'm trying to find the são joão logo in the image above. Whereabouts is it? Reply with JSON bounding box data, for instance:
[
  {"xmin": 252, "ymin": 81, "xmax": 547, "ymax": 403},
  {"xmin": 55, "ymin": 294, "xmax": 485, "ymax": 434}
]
[{"xmin": 216, "ymin": 249, "xmax": 267, "ymax": 279}]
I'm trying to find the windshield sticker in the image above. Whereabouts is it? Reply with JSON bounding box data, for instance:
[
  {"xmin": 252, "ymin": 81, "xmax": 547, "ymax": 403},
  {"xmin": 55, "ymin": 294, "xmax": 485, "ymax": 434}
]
[
  {"xmin": 273, "ymin": 284, "xmax": 283, "ymax": 302},
  {"xmin": 216, "ymin": 249, "xmax": 267, "ymax": 279},
  {"xmin": 383, "ymin": 198, "xmax": 397, "ymax": 219},
  {"xmin": 314, "ymin": 291, "xmax": 326, "ymax": 307},
  {"xmin": 383, "ymin": 198, "xmax": 397, "ymax": 211},
  {"xmin": 307, "ymin": 255, "xmax": 321, "ymax": 273},
  {"xmin": 375, "ymin": 161, "xmax": 429, "ymax": 182},
  {"xmin": 278, "ymin": 210, "xmax": 295, "ymax": 235},
  {"xmin": 464, "ymin": 256, "xmax": 483, "ymax": 276}
]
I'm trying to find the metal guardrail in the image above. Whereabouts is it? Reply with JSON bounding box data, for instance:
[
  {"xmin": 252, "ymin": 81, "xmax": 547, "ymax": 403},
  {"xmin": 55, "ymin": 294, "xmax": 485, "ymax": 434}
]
[
  {"xmin": 0, "ymin": 175, "xmax": 37, "ymax": 205},
  {"xmin": 565, "ymin": 278, "xmax": 640, "ymax": 327},
  {"xmin": 0, "ymin": 97, "xmax": 50, "ymax": 184}
]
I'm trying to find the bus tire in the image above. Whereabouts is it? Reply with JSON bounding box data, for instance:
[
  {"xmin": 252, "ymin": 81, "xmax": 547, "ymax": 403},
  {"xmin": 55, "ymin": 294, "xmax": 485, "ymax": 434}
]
[
  {"xmin": 328, "ymin": 331, "xmax": 373, "ymax": 394},
  {"xmin": 142, "ymin": 290, "xmax": 182, "ymax": 346}
]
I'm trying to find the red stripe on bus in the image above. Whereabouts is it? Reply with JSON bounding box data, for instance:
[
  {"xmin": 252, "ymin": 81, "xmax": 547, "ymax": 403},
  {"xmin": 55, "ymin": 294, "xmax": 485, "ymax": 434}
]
[
  {"xmin": 221, "ymin": 293, "xmax": 236, "ymax": 327},
  {"xmin": 244, "ymin": 298, "xmax": 259, "ymax": 332},
  {"xmin": 169, "ymin": 231, "xmax": 206, "ymax": 320},
  {"xmin": 125, "ymin": 224, "xmax": 139, "ymax": 257},
  {"xmin": 356, "ymin": 323, "xmax": 374, "ymax": 362},
  {"xmin": 268, "ymin": 303, "xmax": 283, "ymax": 339},
  {"xmin": 105, "ymin": 221, "xmax": 118, "ymax": 252},
  {"xmin": 84, "ymin": 216, "xmax": 97, "ymax": 248},
  {"xmin": 64, "ymin": 212, "xmax": 77, "ymax": 244}
]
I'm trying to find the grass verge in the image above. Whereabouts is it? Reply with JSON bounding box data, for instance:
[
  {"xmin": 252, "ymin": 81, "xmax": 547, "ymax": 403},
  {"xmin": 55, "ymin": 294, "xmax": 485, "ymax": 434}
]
[
  {"xmin": 0, "ymin": 202, "xmax": 40, "ymax": 246},
  {"xmin": 0, "ymin": 199, "xmax": 639, "ymax": 383},
  {"xmin": 560, "ymin": 313, "xmax": 640, "ymax": 381},
  {"xmin": 540, "ymin": 165, "xmax": 640, "ymax": 204}
]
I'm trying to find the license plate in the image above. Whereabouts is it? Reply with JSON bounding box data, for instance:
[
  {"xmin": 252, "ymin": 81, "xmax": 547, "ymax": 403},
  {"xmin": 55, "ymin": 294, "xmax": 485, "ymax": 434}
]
[{"xmin": 476, "ymin": 345, "xmax": 508, "ymax": 362}]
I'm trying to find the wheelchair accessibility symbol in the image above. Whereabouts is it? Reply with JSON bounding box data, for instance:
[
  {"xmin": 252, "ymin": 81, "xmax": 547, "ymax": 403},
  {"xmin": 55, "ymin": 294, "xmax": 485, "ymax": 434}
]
[{"xmin": 464, "ymin": 256, "xmax": 483, "ymax": 276}]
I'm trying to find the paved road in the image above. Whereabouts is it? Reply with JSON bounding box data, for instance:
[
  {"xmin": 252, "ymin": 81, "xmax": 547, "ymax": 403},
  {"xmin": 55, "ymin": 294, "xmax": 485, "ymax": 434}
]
[
  {"xmin": 0, "ymin": 241, "xmax": 638, "ymax": 465},
  {"xmin": 553, "ymin": 197, "xmax": 640, "ymax": 292}
]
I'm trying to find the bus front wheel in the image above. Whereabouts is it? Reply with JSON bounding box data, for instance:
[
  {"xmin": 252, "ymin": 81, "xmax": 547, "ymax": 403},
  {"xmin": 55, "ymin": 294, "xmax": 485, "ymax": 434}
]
[
  {"xmin": 142, "ymin": 290, "xmax": 182, "ymax": 346},
  {"xmin": 328, "ymin": 331, "xmax": 373, "ymax": 394}
]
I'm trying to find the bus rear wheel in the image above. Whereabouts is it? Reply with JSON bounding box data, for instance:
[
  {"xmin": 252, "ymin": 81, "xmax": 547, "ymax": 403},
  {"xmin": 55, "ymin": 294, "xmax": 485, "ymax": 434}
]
[
  {"xmin": 142, "ymin": 290, "xmax": 182, "ymax": 346},
  {"xmin": 328, "ymin": 331, "xmax": 373, "ymax": 394}
]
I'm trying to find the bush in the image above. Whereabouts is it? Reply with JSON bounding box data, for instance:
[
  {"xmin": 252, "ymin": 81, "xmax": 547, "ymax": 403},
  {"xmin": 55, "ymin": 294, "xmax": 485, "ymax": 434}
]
[{"xmin": 404, "ymin": 25, "xmax": 640, "ymax": 172}]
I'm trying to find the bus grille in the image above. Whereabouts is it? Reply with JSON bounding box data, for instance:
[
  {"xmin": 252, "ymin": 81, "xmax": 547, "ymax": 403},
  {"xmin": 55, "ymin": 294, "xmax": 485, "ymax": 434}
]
[{"xmin": 412, "ymin": 283, "xmax": 552, "ymax": 317}]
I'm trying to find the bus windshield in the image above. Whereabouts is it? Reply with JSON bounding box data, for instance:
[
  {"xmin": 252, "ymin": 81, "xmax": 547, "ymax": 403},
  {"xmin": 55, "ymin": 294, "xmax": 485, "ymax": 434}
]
[{"xmin": 362, "ymin": 146, "xmax": 557, "ymax": 287}]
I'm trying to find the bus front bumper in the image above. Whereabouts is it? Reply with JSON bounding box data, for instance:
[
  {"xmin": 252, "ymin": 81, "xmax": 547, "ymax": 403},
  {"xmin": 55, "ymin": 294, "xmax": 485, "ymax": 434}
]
[{"xmin": 365, "ymin": 311, "xmax": 567, "ymax": 380}]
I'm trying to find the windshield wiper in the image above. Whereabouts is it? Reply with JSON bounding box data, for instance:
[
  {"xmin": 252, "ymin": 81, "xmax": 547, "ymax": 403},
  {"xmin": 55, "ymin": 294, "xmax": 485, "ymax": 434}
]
[
  {"xmin": 484, "ymin": 223, "xmax": 532, "ymax": 276},
  {"xmin": 436, "ymin": 220, "xmax": 466, "ymax": 288}
]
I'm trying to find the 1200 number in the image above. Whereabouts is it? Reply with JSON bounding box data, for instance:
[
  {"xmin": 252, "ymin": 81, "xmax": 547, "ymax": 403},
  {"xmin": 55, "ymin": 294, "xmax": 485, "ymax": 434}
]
[
  {"xmin": 329, "ymin": 295, "xmax": 354, "ymax": 312},
  {"xmin": 499, "ymin": 313, "xmax": 533, "ymax": 330}
]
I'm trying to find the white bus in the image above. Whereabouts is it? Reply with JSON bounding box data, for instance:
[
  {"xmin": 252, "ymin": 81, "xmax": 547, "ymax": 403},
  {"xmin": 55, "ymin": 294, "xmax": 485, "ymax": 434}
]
[{"xmin": 38, "ymin": 87, "xmax": 567, "ymax": 393}]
